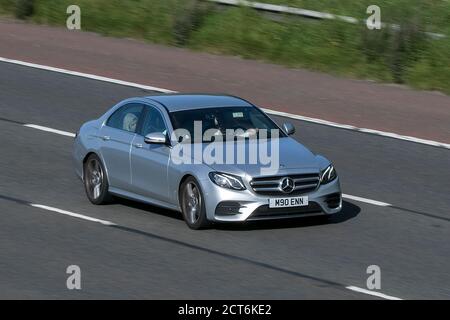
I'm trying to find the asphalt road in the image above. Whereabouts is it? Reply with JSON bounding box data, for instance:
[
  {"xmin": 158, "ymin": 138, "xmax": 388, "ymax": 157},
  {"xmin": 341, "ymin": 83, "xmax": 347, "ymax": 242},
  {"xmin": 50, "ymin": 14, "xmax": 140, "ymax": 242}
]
[{"xmin": 0, "ymin": 61, "xmax": 449, "ymax": 299}]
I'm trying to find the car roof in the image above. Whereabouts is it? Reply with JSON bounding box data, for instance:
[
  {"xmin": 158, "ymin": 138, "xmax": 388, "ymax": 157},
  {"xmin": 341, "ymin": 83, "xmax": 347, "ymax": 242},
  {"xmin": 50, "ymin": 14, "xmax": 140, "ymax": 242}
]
[{"xmin": 142, "ymin": 94, "xmax": 253, "ymax": 112}]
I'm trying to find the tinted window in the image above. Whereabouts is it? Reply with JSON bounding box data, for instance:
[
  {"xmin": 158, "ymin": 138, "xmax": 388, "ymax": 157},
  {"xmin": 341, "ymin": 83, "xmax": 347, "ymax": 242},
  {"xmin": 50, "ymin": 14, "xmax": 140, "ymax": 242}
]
[
  {"xmin": 141, "ymin": 106, "xmax": 167, "ymax": 136},
  {"xmin": 106, "ymin": 103, "xmax": 143, "ymax": 133},
  {"xmin": 169, "ymin": 106, "xmax": 285, "ymax": 142}
]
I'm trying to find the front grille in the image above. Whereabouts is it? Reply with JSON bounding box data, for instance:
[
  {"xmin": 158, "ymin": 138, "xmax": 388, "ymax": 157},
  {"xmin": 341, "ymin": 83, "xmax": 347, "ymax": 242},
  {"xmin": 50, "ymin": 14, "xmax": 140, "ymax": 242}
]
[
  {"xmin": 250, "ymin": 202, "xmax": 322, "ymax": 219},
  {"xmin": 250, "ymin": 173, "xmax": 320, "ymax": 196}
]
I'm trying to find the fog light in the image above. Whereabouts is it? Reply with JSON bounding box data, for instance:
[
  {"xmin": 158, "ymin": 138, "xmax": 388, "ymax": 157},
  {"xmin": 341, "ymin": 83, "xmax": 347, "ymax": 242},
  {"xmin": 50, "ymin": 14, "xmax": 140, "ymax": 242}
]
[
  {"xmin": 325, "ymin": 193, "xmax": 341, "ymax": 209},
  {"xmin": 215, "ymin": 201, "xmax": 246, "ymax": 216}
]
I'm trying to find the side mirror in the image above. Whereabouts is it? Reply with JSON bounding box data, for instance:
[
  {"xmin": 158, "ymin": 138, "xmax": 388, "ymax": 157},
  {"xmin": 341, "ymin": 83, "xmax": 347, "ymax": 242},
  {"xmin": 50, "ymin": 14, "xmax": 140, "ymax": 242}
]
[
  {"xmin": 282, "ymin": 122, "xmax": 295, "ymax": 135},
  {"xmin": 144, "ymin": 132, "xmax": 168, "ymax": 145}
]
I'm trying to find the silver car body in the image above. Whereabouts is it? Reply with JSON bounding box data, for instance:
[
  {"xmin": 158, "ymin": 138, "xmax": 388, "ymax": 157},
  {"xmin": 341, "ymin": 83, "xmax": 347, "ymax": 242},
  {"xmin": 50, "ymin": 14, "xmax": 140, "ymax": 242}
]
[{"xmin": 73, "ymin": 94, "xmax": 342, "ymax": 222}]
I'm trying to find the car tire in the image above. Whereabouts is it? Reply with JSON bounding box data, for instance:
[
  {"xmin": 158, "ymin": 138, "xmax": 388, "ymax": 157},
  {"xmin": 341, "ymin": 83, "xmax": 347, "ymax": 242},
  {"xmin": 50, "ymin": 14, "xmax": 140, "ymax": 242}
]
[
  {"xmin": 83, "ymin": 154, "xmax": 113, "ymax": 205},
  {"xmin": 180, "ymin": 177, "xmax": 210, "ymax": 230}
]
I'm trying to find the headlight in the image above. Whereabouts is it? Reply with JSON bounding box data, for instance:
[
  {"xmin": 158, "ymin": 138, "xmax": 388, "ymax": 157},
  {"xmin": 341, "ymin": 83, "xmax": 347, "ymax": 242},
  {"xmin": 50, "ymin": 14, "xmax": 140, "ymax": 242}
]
[
  {"xmin": 320, "ymin": 165, "xmax": 337, "ymax": 184},
  {"xmin": 209, "ymin": 172, "xmax": 246, "ymax": 190}
]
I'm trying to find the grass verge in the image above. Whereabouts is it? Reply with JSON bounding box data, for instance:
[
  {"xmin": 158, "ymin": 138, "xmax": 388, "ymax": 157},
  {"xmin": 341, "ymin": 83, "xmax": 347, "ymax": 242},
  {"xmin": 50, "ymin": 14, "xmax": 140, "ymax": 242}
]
[{"xmin": 0, "ymin": 0, "xmax": 448, "ymax": 94}]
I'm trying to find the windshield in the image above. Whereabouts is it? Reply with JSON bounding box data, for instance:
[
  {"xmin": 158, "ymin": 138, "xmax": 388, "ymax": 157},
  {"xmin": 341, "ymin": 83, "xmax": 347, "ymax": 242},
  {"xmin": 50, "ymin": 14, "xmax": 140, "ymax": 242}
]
[{"xmin": 169, "ymin": 106, "xmax": 286, "ymax": 142}]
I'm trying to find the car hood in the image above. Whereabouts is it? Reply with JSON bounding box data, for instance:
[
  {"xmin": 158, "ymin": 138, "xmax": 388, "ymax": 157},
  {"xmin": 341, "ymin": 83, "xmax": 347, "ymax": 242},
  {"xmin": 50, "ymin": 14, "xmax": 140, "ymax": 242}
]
[{"xmin": 186, "ymin": 137, "xmax": 323, "ymax": 177}]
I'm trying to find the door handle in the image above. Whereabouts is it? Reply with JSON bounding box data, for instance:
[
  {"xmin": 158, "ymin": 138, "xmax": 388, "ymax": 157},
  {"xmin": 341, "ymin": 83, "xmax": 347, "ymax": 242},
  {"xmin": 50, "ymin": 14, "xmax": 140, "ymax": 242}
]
[
  {"xmin": 134, "ymin": 143, "xmax": 143, "ymax": 149},
  {"xmin": 102, "ymin": 135, "xmax": 110, "ymax": 141}
]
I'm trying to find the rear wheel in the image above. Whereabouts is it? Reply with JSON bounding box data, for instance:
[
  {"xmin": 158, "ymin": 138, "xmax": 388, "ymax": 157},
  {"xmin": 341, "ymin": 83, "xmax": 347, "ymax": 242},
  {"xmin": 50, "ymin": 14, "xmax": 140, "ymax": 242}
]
[
  {"xmin": 180, "ymin": 177, "xmax": 210, "ymax": 230},
  {"xmin": 83, "ymin": 154, "xmax": 112, "ymax": 205}
]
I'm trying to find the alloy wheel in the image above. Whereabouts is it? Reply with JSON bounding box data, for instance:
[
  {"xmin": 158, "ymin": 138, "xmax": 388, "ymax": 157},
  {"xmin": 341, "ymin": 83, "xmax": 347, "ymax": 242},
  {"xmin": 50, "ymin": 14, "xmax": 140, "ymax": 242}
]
[
  {"xmin": 183, "ymin": 182, "xmax": 202, "ymax": 224},
  {"xmin": 86, "ymin": 158, "xmax": 103, "ymax": 200}
]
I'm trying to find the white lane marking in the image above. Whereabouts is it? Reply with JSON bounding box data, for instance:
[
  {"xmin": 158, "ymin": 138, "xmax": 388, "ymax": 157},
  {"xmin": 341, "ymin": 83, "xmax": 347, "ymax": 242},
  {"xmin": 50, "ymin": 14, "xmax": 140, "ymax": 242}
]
[
  {"xmin": 262, "ymin": 108, "xmax": 450, "ymax": 150},
  {"xmin": 343, "ymin": 194, "xmax": 391, "ymax": 207},
  {"xmin": 24, "ymin": 124, "xmax": 76, "ymax": 137},
  {"xmin": 2, "ymin": 56, "xmax": 449, "ymax": 150},
  {"xmin": 0, "ymin": 56, "xmax": 175, "ymax": 93},
  {"xmin": 30, "ymin": 204, "xmax": 116, "ymax": 226},
  {"xmin": 346, "ymin": 286, "xmax": 402, "ymax": 300},
  {"xmin": 1, "ymin": 56, "xmax": 449, "ymax": 150}
]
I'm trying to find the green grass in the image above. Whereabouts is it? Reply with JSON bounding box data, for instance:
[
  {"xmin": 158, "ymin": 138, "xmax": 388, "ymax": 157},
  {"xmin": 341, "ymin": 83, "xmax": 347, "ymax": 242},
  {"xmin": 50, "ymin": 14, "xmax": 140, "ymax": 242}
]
[
  {"xmin": 406, "ymin": 38, "xmax": 450, "ymax": 92},
  {"xmin": 188, "ymin": 7, "xmax": 392, "ymax": 79},
  {"xmin": 32, "ymin": 0, "xmax": 179, "ymax": 44},
  {"xmin": 0, "ymin": 0, "xmax": 14, "ymax": 14},
  {"xmin": 0, "ymin": 0, "xmax": 448, "ymax": 94}
]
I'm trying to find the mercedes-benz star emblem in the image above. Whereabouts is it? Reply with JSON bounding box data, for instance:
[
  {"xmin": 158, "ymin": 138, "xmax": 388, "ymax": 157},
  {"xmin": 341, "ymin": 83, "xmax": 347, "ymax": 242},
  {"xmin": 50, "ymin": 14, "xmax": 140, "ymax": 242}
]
[{"xmin": 279, "ymin": 177, "xmax": 295, "ymax": 193}]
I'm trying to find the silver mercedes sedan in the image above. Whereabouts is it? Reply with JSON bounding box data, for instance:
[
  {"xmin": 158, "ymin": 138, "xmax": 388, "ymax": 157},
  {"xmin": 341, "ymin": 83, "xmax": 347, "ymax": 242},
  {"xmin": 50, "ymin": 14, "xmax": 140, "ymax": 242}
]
[{"xmin": 73, "ymin": 94, "xmax": 341, "ymax": 229}]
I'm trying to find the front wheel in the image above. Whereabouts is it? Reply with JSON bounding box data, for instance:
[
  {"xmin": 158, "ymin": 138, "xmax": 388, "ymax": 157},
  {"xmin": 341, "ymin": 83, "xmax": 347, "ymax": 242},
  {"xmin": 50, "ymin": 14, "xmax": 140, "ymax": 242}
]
[
  {"xmin": 180, "ymin": 177, "xmax": 210, "ymax": 230},
  {"xmin": 83, "ymin": 154, "xmax": 112, "ymax": 205}
]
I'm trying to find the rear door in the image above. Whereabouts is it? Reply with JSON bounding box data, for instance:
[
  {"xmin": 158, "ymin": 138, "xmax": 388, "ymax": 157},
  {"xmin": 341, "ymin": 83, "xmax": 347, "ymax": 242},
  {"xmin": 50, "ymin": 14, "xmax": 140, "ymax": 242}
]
[{"xmin": 99, "ymin": 103, "xmax": 144, "ymax": 190}]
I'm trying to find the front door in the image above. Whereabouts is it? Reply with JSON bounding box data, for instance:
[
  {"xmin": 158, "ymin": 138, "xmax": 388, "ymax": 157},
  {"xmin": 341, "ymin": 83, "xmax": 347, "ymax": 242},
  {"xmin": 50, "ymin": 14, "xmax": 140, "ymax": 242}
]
[{"xmin": 130, "ymin": 105, "xmax": 171, "ymax": 203}]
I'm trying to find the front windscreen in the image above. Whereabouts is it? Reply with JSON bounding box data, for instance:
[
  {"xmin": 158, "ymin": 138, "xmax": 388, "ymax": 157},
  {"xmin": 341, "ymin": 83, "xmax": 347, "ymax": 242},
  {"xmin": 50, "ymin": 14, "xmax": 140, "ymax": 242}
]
[{"xmin": 169, "ymin": 106, "xmax": 286, "ymax": 142}]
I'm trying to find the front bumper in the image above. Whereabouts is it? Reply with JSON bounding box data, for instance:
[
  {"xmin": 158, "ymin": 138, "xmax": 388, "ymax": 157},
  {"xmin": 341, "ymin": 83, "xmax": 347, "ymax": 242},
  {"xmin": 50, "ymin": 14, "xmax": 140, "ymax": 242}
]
[{"xmin": 199, "ymin": 176, "xmax": 342, "ymax": 222}]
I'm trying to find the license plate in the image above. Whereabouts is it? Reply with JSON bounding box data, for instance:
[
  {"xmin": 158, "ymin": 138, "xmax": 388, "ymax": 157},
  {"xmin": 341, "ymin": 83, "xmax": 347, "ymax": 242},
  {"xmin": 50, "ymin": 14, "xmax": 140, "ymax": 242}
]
[{"xmin": 269, "ymin": 196, "xmax": 309, "ymax": 208}]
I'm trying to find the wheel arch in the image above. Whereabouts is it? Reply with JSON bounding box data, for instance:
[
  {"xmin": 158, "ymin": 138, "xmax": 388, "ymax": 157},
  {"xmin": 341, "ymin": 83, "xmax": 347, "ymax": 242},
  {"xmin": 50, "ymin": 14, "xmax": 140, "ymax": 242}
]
[{"xmin": 82, "ymin": 151, "xmax": 109, "ymax": 183}]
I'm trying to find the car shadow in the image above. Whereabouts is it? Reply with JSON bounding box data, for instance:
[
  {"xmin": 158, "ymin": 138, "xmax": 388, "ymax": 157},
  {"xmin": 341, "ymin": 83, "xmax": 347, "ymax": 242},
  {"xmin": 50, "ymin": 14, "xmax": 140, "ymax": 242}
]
[
  {"xmin": 111, "ymin": 197, "xmax": 360, "ymax": 231},
  {"xmin": 111, "ymin": 196, "xmax": 184, "ymax": 221},
  {"xmin": 213, "ymin": 200, "xmax": 360, "ymax": 231}
]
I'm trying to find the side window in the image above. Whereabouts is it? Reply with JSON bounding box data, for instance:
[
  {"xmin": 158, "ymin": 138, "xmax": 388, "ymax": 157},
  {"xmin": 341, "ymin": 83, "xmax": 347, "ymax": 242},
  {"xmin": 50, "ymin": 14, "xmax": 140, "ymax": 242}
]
[
  {"xmin": 106, "ymin": 103, "xmax": 144, "ymax": 133},
  {"xmin": 141, "ymin": 106, "xmax": 167, "ymax": 136}
]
